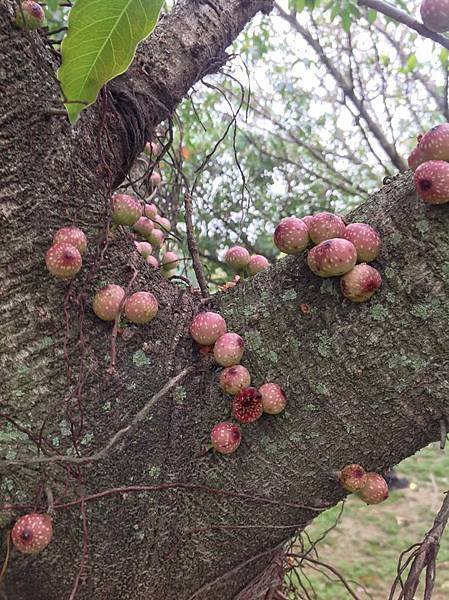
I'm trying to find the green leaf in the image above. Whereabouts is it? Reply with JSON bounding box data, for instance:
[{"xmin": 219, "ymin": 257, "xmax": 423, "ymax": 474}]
[
  {"xmin": 58, "ymin": 0, "xmax": 164, "ymax": 124},
  {"xmin": 367, "ymin": 8, "xmax": 377, "ymax": 24}
]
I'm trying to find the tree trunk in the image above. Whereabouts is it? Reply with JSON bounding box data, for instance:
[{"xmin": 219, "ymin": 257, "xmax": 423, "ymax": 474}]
[{"xmin": 1, "ymin": 1, "xmax": 449, "ymax": 599}]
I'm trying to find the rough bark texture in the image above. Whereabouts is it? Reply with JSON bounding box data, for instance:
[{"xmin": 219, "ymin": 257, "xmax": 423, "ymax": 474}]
[{"xmin": 1, "ymin": 1, "xmax": 449, "ymax": 599}]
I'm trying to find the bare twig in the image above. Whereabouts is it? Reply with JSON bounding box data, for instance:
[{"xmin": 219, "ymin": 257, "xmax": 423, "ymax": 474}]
[
  {"xmin": 389, "ymin": 493, "xmax": 449, "ymax": 599},
  {"xmin": 184, "ymin": 193, "xmax": 209, "ymax": 296},
  {"xmin": 358, "ymin": 0, "xmax": 449, "ymax": 51},
  {"xmin": 0, "ymin": 367, "xmax": 194, "ymax": 468}
]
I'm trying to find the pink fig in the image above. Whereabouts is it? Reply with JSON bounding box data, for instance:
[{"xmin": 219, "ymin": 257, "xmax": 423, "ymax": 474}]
[
  {"xmin": 135, "ymin": 241, "xmax": 153, "ymax": 258},
  {"xmin": 124, "ymin": 291, "xmax": 158, "ymax": 324},
  {"xmin": 92, "ymin": 284, "xmax": 125, "ymax": 321},
  {"xmin": 161, "ymin": 251, "xmax": 179, "ymax": 271},
  {"xmin": 273, "ymin": 217, "xmax": 309, "ymax": 255},
  {"xmin": 414, "ymin": 160, "xmax": 449, "ymax": 204},
  {"xmin": 210, "ymin": 422, "xmax": 241, "ymax": 454},
  {"xmin": 45, "ymin": 243, "xmax": 82, "ymax": 279},
  {"xmin": 420, "ymin": 0, "xmax": 449, "ymax": 32},
  {"xmin": 225, "ymin": 246, "xmax": 251, "ymax": 271},
  {"xmin": 219, "ymin": 365, "xmax": 251, "ymax": 395},
  {"xmin": 247, "ymin": 255, "xmax": 269, "ymax": 275},
  {"xmin": 407, "ymin": 145, "xmax": 426, "ymax": 171},
  {"xmin": 154, "ymin": 215, "xmax": 171, "ymax": 232},
  {"xmin": 190, "ymin": 312, "xmax": 227, "ymax": 346},
  {"xmin": 341, "ymin": 264, "xmax": 382, "ymax": 303},
  {"xmin": 11, "ymin": 513, "xmax": 52, "ymax": 554},
  {"xmin": 150, "ymin": 171, "xmax": 162, "ymax": 186},
  {"xmin": 418, "ymin": 123, "xmax": 449, "ymax": 161},
  {"xmin": 357, "ymin": 473, "xmax": 389, "ymax": 505},
  {"xmin": 308, "ymin": 212, "xmax": 346, "ymax": 244},
  {"xmin": 15, "ymin": 1, "xmax": 45, "ymax": 29},
  {"xmin": 146, "ymin": 255, "xmax": 159, "ymax": 268},
  {"xmin": 133, "ymin": 217, "xmax": 154, "ymax": 238},
  {"xmin": 302, "ymin": 215, "xmax": 314, "ymax": 229},
  {"xmin": 339, "ymin": 464, "xmax": 367, "ymax": 492},
  {"xmin": 307, "ymin": 239, "xmax": 357, "ymax": 277},
  {"xmin": 112, "ymin": 194, "xmax": 142, "ymax": 226},
  {"xmin": 148, "ymin": 228, "xmax": 165, "ymax": 247},
  {"xmin": 214, "ymin": 333, "xmax": 244, "ymax": 367},
  {"xmin": 259, "ymin": 383, "xmax": 287, "ymax": 415},
  {"xmin": 232, "ymin": 387, "xmax": 263, "ymax": 423},
  {"xmin": 343, "ymin": 223, "xmax": 381, "ymax": 263},
  {"xmin": 53, "ymin": 226, "xmax": 87, "ymax": 255},
  {"xmin": 144, "ymin": 203, "xmax": 158, "ymax": 219}
]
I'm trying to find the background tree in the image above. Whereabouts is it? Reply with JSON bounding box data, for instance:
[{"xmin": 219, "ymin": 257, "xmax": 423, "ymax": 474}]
[{"xmin": 1, "ymin": 1, "xmax": 449, "ymax": 599}]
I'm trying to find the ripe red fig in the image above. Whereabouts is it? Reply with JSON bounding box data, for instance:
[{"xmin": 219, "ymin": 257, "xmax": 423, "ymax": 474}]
[
  {"xmin": 161, "ymin": 251, "xmax": 179, "ymax": 271},
  {"xmin": 414, "ymin": 160, "xmax": 449, "ymax": 204},
  {"xmin": 210, "ymin": 422, "xmax": 241, "ymax": 454},
  {"xmin": 302, "ymin": 215, "xmax": 314, "ymax": 229},
  {"xmin": 259, "ymin": 383, "xmax": 287, "ymax": 415},
  {"xmin": 341, "ymin": 264, "xmax": 382, "ymax": 303},
  {"xmin": 343, "ymin": 223, "xmax": 381, "ymax": 263},
  {"xmin": 247, "ymin": 255, "xmax": 269, "ymax": 275},
  {"xmin": 190, "ymin": 312, "xmax": 227, "ymax": 346},
  {"xmin": 148, "ymin": 228, "xmax": 165, "ymax": 247},
  {"xmin": 53, "ymin": 226, "xmax": 87, "ymax": 255},
  {"xmin": 308, "ymin": 212, "xmax": 346, "ymax": 244},
  {"xmin": 408, "ymin": 145, "xmax": 426, "ymax": 171},
  {"xmin": 357, "ymin": 472, "xmax": 389, "ymax": 505},
  {"xmin": 15, "ymin": 1, "xmax": 45, "ymax": 30},
  {"xmin": 307, "ymin": 239, "xmax": 357, "ymax": 277},
  {"xmin": 133, "ymin": 217, "xmax": 154, "ymax": 238},
  {"xmin": 219, "ymin": 365, "xmax": 251, "ymax": 395},
  {"xmin": 154, "ymin": 215, "xmax": 171, "ymax": 232},
  {"xmin": 214, "ymin": 333, "xmax": 244, "ymax": 367},
  {"xmin": 124, "ymin": 291, "xmax": 158, "ymax": 324},
  {"xmin": 11, "ymin": 513, "xmax": 52, "ymax": 554},
  {"xmin": 150, "ymin": 171, "xmax": 162, "ymax": 186},
  {"xmin": 135, "ymin": 241, "xmax": 153, "ymax": 258},
  {"xmin": 144, "ymin": 203, "xmax": 158, "ymax": 219},
  {"xmin": 420, "ymin": 0, "xmax": 449, "ymax": 33},
  {"xmin": 112, "ymin": 194, "xmax": 142, "ymax": 226},
  {"xmin": 418, "ymin": 123, "xmax": 449, "ymax": 160},
  {"xmin": 225, "ymin": 246, "xmax": 251, "ymax": 271},
  {"xmin": 339, "ymin": 464, "xmax": 367, "ymax": 492},
  {"xmin": 273, "ymin": 217, "xmax": 309, "ymax": 255},
  {"xmin": 45, "ymin": 243, "xmax": 82, "ymax": 279},
  {"xmin": 92, "ymin": 284, "xmax": 125, "ymax": 321},
  {"xmin": 232, "ymin": 387, "xmax": 263, "ymax": 423},
  {"xmin": 146, "ymin": 255, "xmax": 159, "ymax": 269}
]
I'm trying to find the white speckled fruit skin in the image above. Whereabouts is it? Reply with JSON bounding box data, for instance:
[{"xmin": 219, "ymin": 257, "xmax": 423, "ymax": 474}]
[
  {"xmin": 273, "ymin": 217, "xmax": 309, "ymax": 254},
  {"xmin": 190, "ymin": 312, "xmax": 227, "ymax": 345},
  {"xmin": 45, "ymin": 243, "xmax": 82, "ymax": 279},
  {"xmin": 357, "ymin": 473, "xmax": 389, "ymax": 505},
  {"xmin": 210, "ymin": 422, "xmax": 241, "ymax": 454},
  {"xmin": 225, "ymin": 246, "xmax": 251, "ymax": 271},
  {"xmin": 124, "ymin": 292, "xmax": 158, "ymax": 324},
  {"xmin": 343, "ymin": 223, "xmax": 381, "ymax": 263},
  {"xmin": 418, "ymin": 123, "xmax": 449, "ymax": 161},
  {"xmin": 219, "ymin": 365, "xmax": 251, "ymax": 395},
  {"xmin": 259, "ymin": 382, "xmax": 287, "ymax": 414},
  {"xmin": 307, "ymin": 239, "xmax": 357, "ymax": 278},
  {"xmin": 92, "ymin": 284, "xmax": 125, "ymax": 321},
  {"xmin": 213, "ymin": 333, "xmax": 244, "ymax": 367},
  {"xmin": 421, "ymin": 0, "xmax": 449, "ymax": 32},
  {"xmin": 11, "ymin": 513, "xmax": 53, "ymax": 554},
  {"xmin": 247, "ymin": 255, "xmax": 269, "ymax": 275},
  {"xmin": 414, "ymin": 160, "xmax": 449, "ymax": 204},
  {"xmin": 341, "ymin": 264, "xmax": 382, "ymax": 303},
  {"xmin": 308, "ymin": 212, "xmax": 346, "ymax": 244}
]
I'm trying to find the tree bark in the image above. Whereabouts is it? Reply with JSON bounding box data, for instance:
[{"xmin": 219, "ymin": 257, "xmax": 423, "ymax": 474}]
[{"xmin": 1, "ymin": 1, "xmax": 449, "ymax": 599}]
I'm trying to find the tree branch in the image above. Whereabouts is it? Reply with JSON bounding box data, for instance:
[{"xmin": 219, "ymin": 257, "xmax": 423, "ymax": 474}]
[{"xmin": 358, "ymin": 0, "xmax": 449, "ymax": 51}]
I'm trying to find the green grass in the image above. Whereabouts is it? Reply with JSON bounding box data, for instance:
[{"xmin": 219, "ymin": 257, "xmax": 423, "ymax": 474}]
[{"xmin": 287, "ymin": 443, "xmax": 449, "ymax": 599}]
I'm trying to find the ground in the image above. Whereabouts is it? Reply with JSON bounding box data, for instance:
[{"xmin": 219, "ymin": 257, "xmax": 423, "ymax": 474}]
[{"xmin": 294, "ymin": 443, "xmax": 449, "ymax": 599}]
